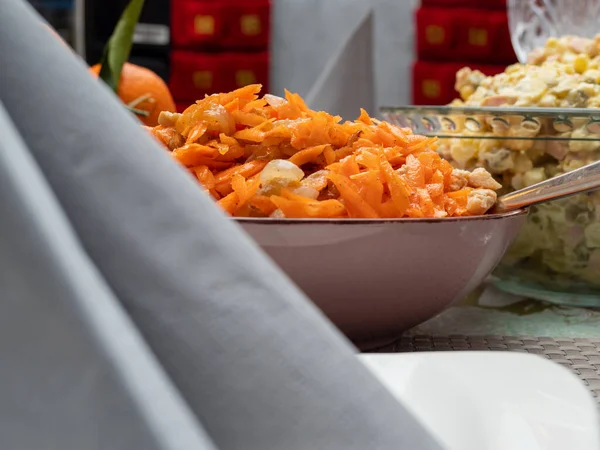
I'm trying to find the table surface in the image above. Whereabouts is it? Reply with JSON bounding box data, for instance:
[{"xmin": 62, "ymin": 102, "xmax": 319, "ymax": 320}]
[
  {"xmin": 378, "ymin": 285, "xmax": 600, "ymax": 406},
  {"xmin": 373, "ymin": 335, "xmax": 600, "ymax": 407}
]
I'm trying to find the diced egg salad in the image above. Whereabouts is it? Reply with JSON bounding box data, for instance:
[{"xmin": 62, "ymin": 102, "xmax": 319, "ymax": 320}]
[{"xmin": 443, "ymin": 35, "xmax": 600, "ymax": 288}]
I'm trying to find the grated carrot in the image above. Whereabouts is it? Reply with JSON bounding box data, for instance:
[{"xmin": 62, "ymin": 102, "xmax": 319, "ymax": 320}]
[{"xmin": 147, "ymin": 84, "xmax": 500, "ymax": 218}]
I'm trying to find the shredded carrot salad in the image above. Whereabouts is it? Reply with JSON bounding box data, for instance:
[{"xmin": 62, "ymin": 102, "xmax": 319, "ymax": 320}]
[{"xmin": 147, "ymin": 84, "xmax": 500, "ymax": 218}]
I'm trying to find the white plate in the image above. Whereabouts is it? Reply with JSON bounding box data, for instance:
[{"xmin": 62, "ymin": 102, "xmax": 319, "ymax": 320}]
[{"xmin": 359, "ymin": 352, "xmax": 600, "ymax": 450}]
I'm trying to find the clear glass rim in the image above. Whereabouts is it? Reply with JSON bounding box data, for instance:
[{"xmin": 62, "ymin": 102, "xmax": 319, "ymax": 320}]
[
  {"xmin": 381, "ymin": 105, "xmax": 600, "ymax": 118},
  {"xmin": 380, "ymin": 105, "xmax": 600, "ymax": 140}
]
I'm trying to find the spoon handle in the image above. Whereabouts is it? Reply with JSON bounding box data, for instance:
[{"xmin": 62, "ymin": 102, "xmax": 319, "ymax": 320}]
[{"xmin": 495, "ymin": 160, "xmax": 600, "ymax": 213}]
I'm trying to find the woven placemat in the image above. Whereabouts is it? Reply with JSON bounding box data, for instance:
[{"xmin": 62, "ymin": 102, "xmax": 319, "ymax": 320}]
[{"xmin": 371, "ymin": 335, "xmax": 600, "ymax": 404}]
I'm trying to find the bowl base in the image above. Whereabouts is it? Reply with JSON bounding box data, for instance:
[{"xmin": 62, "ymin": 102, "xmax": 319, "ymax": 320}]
[{"xmin": 353, "ymin": 334, "xmax": 404, "ymax": 352}]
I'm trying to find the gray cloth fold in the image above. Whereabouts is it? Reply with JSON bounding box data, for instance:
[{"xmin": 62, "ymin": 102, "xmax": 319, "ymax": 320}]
[
  {"xmin": 0, "ymin": 102, "xmax": 217, "ymax": 450},
  {"xmin": 0, "ymin": 1, "xmax": 443, "ymax": 449}
]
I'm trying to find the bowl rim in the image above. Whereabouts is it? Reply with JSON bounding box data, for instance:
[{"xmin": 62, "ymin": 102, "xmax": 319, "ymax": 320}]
[{"xmin": 234, "ymin": 208, "xmax": 528, "ymax": 225}]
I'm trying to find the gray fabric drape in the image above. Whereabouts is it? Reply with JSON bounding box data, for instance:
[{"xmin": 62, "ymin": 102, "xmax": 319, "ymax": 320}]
[
  {"xmin": 0, "ymin": 102, "xmax": 217, "ymax": 450},
  {"xmin": 0, "ymin": 1, "xmax": 443, "ymax": 449}
]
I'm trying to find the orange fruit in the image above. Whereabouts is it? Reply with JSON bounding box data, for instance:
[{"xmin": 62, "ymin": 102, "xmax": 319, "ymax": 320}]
[{"xmin": 90, "ymin": 62, "xmax": 176, "ymax": 127}]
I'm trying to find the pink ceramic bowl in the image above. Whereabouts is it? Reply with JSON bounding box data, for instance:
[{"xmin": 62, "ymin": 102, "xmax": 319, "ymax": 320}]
[{"xmin": 238, "ymin": 210, "xmax": 528, "ymax": 349}]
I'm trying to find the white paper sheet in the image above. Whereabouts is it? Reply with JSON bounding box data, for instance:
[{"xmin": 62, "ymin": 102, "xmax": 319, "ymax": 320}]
[
  {"xmin": 271, "ymin": 0, "xmax": 418, "ymax": 114},
  {"xmin": 305, "ymin": 11, "xmax": 375, "ymax": 120}
]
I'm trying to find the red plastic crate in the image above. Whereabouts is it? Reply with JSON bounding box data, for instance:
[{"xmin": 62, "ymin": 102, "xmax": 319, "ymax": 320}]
[
  {"xmin": 170, "ymin": 51, "xmax": 270, "ymax": 102},
  {"xmin": 456, "ymin": 10, "xmax": 516, "ymax": 62},
  {"xmin": 221, "ymin": 51, "xmax": 270, "ymax": 94},
  {"xmin": 171, "ymin": 1, "xmax": 225, "ymax": 48},
  {"xmin": 412, "ymin": 61, "xmax": 458, "ymax": 105},
  {"xmin": 455, "ymin": 10, "xmax": 498, "ymax": 61},
  {"xmin": 416, "ymin": 7, "xmax": 516, "ymax": 64},
  {"xmin": 176, "ymin": 102, "xmax": 193, "ymax": 113},
  {"xmin": 421, "ymin": 0, "xmax": 506, "ymax": 8},
  {"xmin": 416, "ymin": 7, "xmax": 456, "ymax": 59},
  {"xmin": 171, "ymin": 0, "xmax": 270, "ymax": 50},
  {"xmin": 169, "ymin": 51, "xmax": 228, "ymax": 101},
  {"xmin": 493, "ymin": 11, "xmax": 517, "ymax": 63},
  {"xmin": 223, "ymin": 1, "xmax": 271, "ymax": 49},
  {"xmin": 412, "ymin": 60, "xmax": 507, "ymax": 105}
]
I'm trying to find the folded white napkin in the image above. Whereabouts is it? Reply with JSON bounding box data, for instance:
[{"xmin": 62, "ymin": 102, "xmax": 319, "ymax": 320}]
[
  {"xmin": 271, "ymin": 0, "xmax": 418, "ymax": 114},
  {"xmin": 305, "ymin": 11, "xmax": 375, "ymax": 120}
]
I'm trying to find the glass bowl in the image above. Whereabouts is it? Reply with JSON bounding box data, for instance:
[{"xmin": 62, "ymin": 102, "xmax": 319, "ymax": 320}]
[
  {"xmin": 508, "ymin": 0, "xmax": 600, "ymax": 63},
  {"xmin": 381, "ymin": 105, "xmax": 600, "ymax": 306}
]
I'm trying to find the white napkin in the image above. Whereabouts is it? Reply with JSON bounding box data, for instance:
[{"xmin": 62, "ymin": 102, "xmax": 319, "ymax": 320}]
[
  {"xmin": 305, "ymin": 11, "xmax": 375, "ymax": 120},
  {"xmin": 271, "ymin": 0, "xmax": 418, "ymax": 113}
]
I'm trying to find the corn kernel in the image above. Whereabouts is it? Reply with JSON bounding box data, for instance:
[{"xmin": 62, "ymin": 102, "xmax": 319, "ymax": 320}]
[
  {"xmin": 539, "ymin": 94, "xmax": 558, "ymax": 107},
  {"xmin": 505, "ymin": 64, "xmax": 521, "ymax": 74},
  {"xmin": 546, "ymin": 37, "xmax": 559, "ymax": 48},
  {"xmin": 584, "ymin": 69, "xmax": 600, "ymax": 83},
  {"xmin": 506, "ymin": 138, "xmax": 534, "ymax": 152},
  {"xmin": 523, "ymin": 168, "xmax": 547, "ymax": 187},
  {"xmin": 574, "ymin": 54, "xmax": 590, "ymax": 74},
  {"xmin": 580, "ymin": 82, "xmax": 597, "ymax": 97},
  {"xmin": 563, "ymin": 52, "xmax": 576, "ymax": 64},
  {"xmin": 459, "ymin": 85, "xmax": 474, "ymax": 101},
  {"xmin": 513, "ymin": 152, "xmax": 533, "ymax": 173},
  {"xmin": 568, "ymin": 130, "xmax": 599, "ymax": 152},
  {"xmin": 584, "ymin": 223, "xmax": 600, "ymax": 248},
  {"xmin": 510, "ymin": 173, "xmax": 525, "ymax": 190},
  {"xmin": 450, "ymin": 143, "xmax": 477, "ymax": 166},
  {"xmin": 561, "ymin": 159, "xmax": 586, "ymax": 172}
]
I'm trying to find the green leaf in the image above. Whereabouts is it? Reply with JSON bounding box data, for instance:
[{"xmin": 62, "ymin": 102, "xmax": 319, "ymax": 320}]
[{"xmin": 98, "ymin": 0, "xmax": 145, "ymax": 92}]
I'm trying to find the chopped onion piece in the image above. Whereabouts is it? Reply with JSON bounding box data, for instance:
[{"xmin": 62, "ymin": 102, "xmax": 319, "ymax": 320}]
[
  {"xmin": 291, "ymin": 186, "xmax": 320, "ymax": 200},
  {"xmin": 264, "ymin": 94, "xmax": 287, "ymax": 107},
  {"xmin": 270, "ymin": 209, "xmax": 285, "ymax": 219},
  {"xmin": 201, "ymin": 104, "xmax": 234, "ymax": 134},
  {"xmin": 158, "ymin": 111, "xmax": 182, "ymax": 127},
  {"xmin": 260, "ymin": 159, "xmax": 305, "ymax": 185}
]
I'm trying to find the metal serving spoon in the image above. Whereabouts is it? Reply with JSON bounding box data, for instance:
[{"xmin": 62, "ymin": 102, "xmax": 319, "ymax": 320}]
[{"xmin": 493, "ymin": 160, "xmax": 600, "ymax": 213}]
